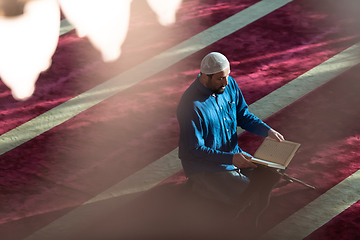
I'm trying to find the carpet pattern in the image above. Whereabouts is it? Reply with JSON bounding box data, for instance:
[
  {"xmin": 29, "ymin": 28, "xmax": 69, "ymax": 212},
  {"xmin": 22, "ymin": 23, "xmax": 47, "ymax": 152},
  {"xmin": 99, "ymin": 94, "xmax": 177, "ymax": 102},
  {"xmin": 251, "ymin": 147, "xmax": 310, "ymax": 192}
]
[{"xmin": 0, "ymin": 0, "xmax": 359, "ymax": 239}]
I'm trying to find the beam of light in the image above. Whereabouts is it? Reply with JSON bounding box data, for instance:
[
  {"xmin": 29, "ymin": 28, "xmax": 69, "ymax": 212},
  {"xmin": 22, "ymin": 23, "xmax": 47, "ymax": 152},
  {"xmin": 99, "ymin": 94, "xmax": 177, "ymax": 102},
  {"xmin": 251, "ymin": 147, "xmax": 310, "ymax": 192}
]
[
  {"xmin": 58, "ymin": 0, "xmax": 133, "ymax": 62},
  {"xmin": 0, "ymin": 0, "xmax": 60, "ymax": 100},
  {"xmin": 147, "ymin": 0, "xmax": 182, "ymax": 26}
]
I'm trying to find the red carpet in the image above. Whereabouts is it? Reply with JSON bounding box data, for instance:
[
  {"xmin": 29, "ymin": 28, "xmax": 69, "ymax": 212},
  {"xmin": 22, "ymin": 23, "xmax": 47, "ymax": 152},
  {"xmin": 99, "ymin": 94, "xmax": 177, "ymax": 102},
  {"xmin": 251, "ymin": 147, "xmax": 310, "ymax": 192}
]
[
  {"xmin": 0, "ymin": 0, "xmax": 359, "ymax": 239},
  {"xmin": 305, "ymin": 201, "xmax": 360, "ymax": 240},
  {"xmin": 72, "ymin": 63, "xmax": 360, "ymax": 240}
]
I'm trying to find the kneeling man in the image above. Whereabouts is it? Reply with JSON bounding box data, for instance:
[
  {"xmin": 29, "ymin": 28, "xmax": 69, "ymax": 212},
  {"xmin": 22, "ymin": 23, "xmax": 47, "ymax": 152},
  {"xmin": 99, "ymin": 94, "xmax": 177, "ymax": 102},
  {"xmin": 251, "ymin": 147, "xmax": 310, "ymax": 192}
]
[{"xmin": 177, "ymin": 52, "xmax": 284, "ymax": 226}]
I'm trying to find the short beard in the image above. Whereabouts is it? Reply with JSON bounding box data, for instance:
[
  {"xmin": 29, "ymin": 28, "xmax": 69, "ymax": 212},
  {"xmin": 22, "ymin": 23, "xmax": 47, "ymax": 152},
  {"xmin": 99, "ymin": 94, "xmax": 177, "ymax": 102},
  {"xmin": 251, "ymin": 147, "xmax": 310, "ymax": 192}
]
[{"xmin": 215, "ymin": 86, "xmax": 225, "ymax": 94}]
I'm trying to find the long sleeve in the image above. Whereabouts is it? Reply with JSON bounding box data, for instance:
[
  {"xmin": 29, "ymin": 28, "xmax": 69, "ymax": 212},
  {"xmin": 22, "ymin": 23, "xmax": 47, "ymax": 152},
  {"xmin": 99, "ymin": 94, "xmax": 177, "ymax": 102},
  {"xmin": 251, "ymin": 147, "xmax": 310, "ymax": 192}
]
[
  {"xmin": 235, "ymin": 83, "xmax": 270, "ymax": 137},
  {"xmin": 176, "ymin": 77, "xmax": 266, "ymax": 177},
  {"xmin": 178, "ymin": 108, "xmax": 234, "ymax": 165}
]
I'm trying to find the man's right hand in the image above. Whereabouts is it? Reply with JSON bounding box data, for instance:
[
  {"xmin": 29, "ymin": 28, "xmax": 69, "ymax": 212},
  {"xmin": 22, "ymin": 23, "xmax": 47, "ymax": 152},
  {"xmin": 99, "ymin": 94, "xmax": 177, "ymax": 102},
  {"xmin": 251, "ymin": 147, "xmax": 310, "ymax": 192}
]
[{"xmin": 232, "ymin": 153, "xmax": 257, "ymax": 169}]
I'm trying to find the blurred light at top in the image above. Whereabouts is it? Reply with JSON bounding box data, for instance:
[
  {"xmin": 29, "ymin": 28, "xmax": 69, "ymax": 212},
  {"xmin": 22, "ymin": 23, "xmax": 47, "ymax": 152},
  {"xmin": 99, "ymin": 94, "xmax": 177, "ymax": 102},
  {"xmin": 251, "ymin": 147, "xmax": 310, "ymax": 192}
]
[{"xmin": 0, "ymin": 0, "xmax": 182, "ymax": 100}]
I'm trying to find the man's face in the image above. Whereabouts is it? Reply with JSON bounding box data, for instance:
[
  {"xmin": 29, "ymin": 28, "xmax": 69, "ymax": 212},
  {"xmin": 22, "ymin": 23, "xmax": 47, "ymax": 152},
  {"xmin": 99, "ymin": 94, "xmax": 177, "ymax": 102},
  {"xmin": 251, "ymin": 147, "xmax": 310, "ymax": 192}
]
[{"xmin": 204, "ymin": 67, "xmax": 230, "ymax": 94}]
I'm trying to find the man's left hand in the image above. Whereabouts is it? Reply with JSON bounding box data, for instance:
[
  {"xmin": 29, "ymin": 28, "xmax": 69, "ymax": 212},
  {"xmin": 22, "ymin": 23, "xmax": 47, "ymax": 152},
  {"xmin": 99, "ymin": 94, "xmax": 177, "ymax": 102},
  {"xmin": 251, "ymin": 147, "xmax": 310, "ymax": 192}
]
[{"xmin": 268, "ymin": 129, "xmax": 284, "ymax": 142}]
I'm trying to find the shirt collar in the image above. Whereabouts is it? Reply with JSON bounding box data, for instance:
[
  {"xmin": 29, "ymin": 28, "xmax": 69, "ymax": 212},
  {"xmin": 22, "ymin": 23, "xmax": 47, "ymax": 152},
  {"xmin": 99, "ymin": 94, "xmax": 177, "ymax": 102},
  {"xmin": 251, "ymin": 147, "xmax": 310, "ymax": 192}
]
[{"xmin": 195, "ymin": 77, "xmax": 217, "ymax": 97}]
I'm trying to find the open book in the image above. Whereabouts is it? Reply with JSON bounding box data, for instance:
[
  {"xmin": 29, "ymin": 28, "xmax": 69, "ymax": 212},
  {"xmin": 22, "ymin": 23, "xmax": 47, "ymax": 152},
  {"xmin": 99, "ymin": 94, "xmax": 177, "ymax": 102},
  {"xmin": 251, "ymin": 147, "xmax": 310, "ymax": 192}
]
[{"xmin": 250, "ymin": 137, "xmax": 301, "ymax": 170}]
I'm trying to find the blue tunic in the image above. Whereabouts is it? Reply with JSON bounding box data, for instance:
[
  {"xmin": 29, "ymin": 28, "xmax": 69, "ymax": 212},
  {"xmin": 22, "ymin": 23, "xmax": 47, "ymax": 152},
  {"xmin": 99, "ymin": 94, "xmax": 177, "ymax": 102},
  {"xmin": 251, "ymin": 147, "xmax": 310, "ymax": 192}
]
[{"xmin": 177, "ymin": 76, "xmax": 271, "ymax": 177}]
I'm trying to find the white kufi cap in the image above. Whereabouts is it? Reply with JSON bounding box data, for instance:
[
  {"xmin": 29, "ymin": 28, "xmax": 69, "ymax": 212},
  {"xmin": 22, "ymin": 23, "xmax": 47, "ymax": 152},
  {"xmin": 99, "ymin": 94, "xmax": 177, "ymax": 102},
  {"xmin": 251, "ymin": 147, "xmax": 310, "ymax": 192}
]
[{"xmin": 200, "ymin": 52, "xmax": 230, "ymax": 75}]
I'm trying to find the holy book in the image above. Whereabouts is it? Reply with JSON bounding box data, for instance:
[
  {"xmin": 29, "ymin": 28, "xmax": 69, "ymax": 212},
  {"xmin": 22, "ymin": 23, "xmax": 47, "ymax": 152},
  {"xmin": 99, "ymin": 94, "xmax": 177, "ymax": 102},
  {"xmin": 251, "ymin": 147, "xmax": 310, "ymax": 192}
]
[{"xmin": 250, "ymin": 137, "xmax": 301, "ymax": 170}]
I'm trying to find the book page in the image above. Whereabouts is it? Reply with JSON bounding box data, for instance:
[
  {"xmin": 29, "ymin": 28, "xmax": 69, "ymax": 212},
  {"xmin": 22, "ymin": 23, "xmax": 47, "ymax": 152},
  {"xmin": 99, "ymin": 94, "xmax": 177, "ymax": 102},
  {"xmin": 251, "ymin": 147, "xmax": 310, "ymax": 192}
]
[
  {"xmin": 253, "ymin": 138, "xmax": 301, "ymax": 166},
  {"xmin": 250, "ymin": 157, "xmax": 286, "ymax": 170}
]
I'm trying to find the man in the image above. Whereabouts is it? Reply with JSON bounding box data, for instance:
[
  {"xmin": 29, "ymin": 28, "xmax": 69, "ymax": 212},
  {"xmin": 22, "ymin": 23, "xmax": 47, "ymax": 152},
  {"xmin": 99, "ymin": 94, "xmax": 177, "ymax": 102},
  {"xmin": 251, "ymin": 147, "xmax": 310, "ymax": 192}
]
[{"xmin": 177, "ymin": 52, "xmax": 284, "ymax": 225}]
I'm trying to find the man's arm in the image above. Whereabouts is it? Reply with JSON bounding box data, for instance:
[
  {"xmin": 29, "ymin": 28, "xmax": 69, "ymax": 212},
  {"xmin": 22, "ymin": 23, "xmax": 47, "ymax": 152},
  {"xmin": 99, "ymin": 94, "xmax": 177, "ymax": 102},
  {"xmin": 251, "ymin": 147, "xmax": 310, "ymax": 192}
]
[
  {"xmin": 237, "ymin": 105, "xmax": 285, "ymax": 142},
  {"xmin": 233, "ymin": 81, "xmax": 285, "ymax": 142},
  {"xmin": 177, "ymin": 107, "xmax": 234, "ymax": 165},
  {"xmin": 186, "ymin": 117, "xmax": 234, "ymax": 165},
  {"xmin": 237, "ymin": 104, "xmax": 271, "ymax": 138},
  {"xmin": 268, "ymin": 128, "xmax": 284, "ymax": 142},
  {"xmin": 232, "ymin": 153, "xmax": 257, "ymax": 168}
]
